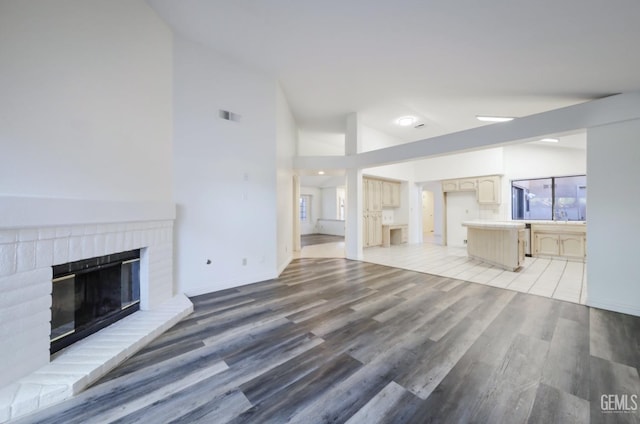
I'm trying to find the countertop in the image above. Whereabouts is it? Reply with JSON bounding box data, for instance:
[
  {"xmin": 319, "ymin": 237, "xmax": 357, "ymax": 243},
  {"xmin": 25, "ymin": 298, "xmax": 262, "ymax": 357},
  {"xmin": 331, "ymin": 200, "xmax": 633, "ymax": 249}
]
[
  {"xmin": 382, "ymin": 224, "xmax": 408, "ymax": 229},
  {"xmin": 462, "ymin": 220, "xmax": 526, "ymax": 229},
  {"xmin": 462, "ymin": 220, "xmax": 586, "ymax": 229},
  {"xmin": 525, "ymin": 220, "xmax": 586, "ymax": 226}
]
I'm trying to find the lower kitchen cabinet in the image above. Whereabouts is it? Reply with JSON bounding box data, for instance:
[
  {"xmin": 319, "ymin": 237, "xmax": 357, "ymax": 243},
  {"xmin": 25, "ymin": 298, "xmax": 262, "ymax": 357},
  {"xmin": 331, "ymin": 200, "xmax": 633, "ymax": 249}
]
[
  {"xmin": 531, "ymin": 224, "xmax": 586, "ymax": 261},
  {"xmin": 364, "ymin": 211, "xmax": 382, "ymax": 247}
]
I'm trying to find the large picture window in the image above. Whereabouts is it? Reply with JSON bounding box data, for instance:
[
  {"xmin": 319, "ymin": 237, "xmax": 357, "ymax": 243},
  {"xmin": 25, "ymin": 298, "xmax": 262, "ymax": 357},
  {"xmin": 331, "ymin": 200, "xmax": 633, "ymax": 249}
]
[{"xmin": 512, "ymin": 175, "xmax": 586, "ymax": 221}]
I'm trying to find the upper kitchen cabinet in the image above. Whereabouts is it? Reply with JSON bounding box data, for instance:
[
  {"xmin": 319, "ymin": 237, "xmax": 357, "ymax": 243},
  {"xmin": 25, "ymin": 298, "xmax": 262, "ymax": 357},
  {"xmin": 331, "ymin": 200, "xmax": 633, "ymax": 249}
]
[
  {"xmin": 442, "ymin": 175, "xmax": 502, "ymax": 204},
  {"xmin": 367, "ymin": 178, "xmax": 383, "ymax": 211},
  {"xmin": 458, "ymin": 178, "xmax": 477, "ymax": 191},
  {"xmin": 477, "ymin": 175, "xmax": 501, "ymax": 204},
  {"xmin": 442, "ymin": 180, "xmax": 459, "ymax": 192},
  {"xmin": 381, "ymin": 181, "xmax": 401, "ymax": 208}
]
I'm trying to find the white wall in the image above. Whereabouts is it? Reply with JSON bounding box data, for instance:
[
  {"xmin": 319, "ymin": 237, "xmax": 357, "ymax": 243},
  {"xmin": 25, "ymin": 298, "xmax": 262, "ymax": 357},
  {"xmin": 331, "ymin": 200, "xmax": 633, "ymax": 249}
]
[
  {"xmin": 587, "ymin": 119, "xmax": 640, "ymax": 316},
  {"xmin": 0, "ymin": 1, "xmax": 173, "ymax": 202},
  {"xmin": 173, "ymin": 35, "xmax": 279, "ymax": 295},
  {"xmin": 361, "ymin": 125, "xmax": 404, "ymax": 152},
  {"xmin": 298, "ymin": 130, "xmax": 344, "ymax": 156},
  {"xmin": 0, "ymin": 0, "xmax": 176, "ymax": 388},
  {"xmin": 322, "ymin": 187, "xmax": 338, "ymax": 219},
  {"xmin": 500, "ymin": 143, "xmax": 587, "ymax": 220},
  {"xmin": 276, "ymin": 85, "xmax": 296, "ymax": 274},
  {"xmin": 503, "ymin": 143, "xmax": 586, "ymax": 180},
  {"xmin": 300, "ymin": 187, "xmax": 321, "ymax": 234},
  {"xmin": 413, "ymin": 148, "xmax": 504, "ymax": 182}
]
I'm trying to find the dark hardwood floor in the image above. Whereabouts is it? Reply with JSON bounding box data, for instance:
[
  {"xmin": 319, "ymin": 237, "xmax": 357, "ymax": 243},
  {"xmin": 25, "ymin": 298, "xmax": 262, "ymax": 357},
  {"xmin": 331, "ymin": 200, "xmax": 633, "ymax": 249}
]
[
  {"xmin": 300, "ymin": 234, "xmax": 344, "ymax": 247},
  {"xmin": 16, "ymin": 259, "xmax": 640, "ymax": 423}
]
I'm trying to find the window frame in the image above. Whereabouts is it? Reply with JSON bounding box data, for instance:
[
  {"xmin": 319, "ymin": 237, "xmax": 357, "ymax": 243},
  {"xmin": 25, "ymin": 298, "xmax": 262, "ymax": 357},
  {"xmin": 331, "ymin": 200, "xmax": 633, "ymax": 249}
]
[
  {"xmin": 300, "ymin": 194, "xmax": 311, "ymax": 223},
  {"xmin": 511, "ymin": 174, "xmax": 586, "ymax": 222}
]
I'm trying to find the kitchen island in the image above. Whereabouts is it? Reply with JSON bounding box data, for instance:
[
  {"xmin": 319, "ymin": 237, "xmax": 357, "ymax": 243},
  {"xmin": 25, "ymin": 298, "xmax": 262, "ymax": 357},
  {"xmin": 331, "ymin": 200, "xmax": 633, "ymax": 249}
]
[{"xmin": 462, "ymin": 220, "xmax": 526, "ymax": 271}]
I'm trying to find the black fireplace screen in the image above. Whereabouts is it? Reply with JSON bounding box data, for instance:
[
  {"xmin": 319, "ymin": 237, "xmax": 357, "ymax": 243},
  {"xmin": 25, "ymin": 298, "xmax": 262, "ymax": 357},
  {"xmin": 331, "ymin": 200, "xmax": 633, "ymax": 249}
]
[{"xmin": 51, "ymin": 250, "xmax": 140, "ymax": 354}]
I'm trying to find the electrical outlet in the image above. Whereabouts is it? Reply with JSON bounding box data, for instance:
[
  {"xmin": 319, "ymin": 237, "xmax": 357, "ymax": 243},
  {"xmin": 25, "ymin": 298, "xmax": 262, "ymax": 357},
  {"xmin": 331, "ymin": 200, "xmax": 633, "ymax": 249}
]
[
  {"xmin": 242, "ymin": 258, "xmax": 247, "ymax": 266},
  {"xmin": 464, "ymin": 239, "xmax": 467, "ymax": 244}
]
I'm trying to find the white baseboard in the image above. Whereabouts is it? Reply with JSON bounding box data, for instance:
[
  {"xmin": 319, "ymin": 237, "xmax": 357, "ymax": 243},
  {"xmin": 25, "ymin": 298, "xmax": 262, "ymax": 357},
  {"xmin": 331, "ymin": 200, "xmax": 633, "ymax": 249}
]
[
  {"xmin": 277, "ymin": 255, "xmax": 293, "ymax": 276},
  {"xmin": 587, "ymin": 298, "xmax": 640, "ymax": 317}
]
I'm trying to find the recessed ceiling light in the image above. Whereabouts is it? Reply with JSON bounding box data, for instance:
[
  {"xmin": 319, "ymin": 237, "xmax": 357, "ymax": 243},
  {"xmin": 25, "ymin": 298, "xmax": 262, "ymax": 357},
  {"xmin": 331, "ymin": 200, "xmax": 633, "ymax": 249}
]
[
  {"xmin": 396, "ymin": 116, "xmax": 417, "ymax": 127},
  {"xmin": 476, "ymin": 115, "xmax": 515, "ymax": 123},
  {"xmin": 541, "ymin": 138, "xmax": 559, "ymax": 143},
  {"xmin": 318, "ymin": 171, "xmax": 325, "ymax": 175}
]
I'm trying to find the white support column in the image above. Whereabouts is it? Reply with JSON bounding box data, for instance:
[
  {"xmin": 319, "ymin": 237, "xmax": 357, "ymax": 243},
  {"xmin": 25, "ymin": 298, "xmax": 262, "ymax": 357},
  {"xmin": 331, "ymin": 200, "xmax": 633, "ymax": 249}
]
[
  {"xmin": 345, "ymin": 113, "xmax": 363, "ymax": 260},
  {"xmin": 345, "ymin": 168, "xmax": 363, "ymax": 260},
  {"xmin": 345, "ymin": 112, "xmax": 362, "ymax": 155},
  {"xmin": 292, "ymin": 175, "xmax": 301, "ymax": 252},
  {"xmin": 408, "ymin": 181, "xmax": 422, "ymax": 244}
]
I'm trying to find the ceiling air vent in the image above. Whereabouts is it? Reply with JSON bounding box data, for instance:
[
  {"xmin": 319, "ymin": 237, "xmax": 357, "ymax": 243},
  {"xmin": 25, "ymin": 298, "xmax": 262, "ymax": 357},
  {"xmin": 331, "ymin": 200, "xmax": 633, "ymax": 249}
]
[{"xmin": 219, "ymin": 109, "xmax": 241, "ymax": 122}]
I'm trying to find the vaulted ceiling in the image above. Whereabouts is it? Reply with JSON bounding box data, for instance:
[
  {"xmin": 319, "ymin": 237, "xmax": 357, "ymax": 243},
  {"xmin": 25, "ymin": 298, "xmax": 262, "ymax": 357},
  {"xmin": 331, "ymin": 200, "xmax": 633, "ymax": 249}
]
[{"xmin": 148, "ymin": 0, "xmax": 640, "ymax": 147}]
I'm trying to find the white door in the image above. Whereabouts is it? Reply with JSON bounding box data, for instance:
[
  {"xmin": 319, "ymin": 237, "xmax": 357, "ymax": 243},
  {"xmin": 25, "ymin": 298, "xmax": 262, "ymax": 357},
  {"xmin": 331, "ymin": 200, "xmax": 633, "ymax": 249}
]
[
  {"xmin": 422, "ymin": 190, "xmax": 434, "ymax": 234},
  {"xmin": 446, "ymin": 191, "xmax": 479, "ymax": 247}
]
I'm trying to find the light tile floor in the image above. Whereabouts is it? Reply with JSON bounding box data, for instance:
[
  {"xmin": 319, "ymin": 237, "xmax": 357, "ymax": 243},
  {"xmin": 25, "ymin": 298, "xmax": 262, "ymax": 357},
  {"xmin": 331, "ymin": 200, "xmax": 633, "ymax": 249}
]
[
  {"xmin": 293, "ymin": 241, "xmax": 346, "ymax": 259},
  {"xmin": 292, "ymin": 241, "xmax": 587, "ymax": 305}
]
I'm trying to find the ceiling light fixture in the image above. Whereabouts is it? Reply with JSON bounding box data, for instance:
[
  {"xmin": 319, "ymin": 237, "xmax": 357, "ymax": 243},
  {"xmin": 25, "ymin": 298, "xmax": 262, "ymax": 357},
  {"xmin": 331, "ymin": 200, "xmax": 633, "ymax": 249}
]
[
  {"xmin": 541, "ymin": 138, "xmax": 559, "ymax": 143},
  {"xmin": 476, "ymin": 115, "xmax": 515, "ymax": 123},
  {"xmin": 395, "ymin": 116, "xmax": 417, "ymax": 127},
  {"xmin": 318, "ymin": 171, "xmax": 325, "ymax": 175}
]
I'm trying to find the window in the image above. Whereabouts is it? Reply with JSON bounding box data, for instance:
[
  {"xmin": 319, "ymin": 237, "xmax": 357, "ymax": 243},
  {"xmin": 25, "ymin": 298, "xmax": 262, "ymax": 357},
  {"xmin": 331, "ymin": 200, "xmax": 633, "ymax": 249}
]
[
  {"xmin": 511, "ymin": 175, "xmax": 586, "ymax": 221},
  {"xmin": 336, "ymin": 188, "xmax": 345, "ymax": 220},
  {"xmin": 300, "ymin": 195, "xmax": 311, "ymax": 223}
]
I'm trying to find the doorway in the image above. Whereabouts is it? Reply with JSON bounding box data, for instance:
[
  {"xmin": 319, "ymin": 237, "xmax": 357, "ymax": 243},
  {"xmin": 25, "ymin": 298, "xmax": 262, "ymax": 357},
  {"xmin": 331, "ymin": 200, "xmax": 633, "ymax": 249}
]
[
  {"xmin": 293, "ymin": 174, "xmax": 346, "ymax": 258},
  {"xmin": 422, "ymin": 190, "xmax": 435, "ymax": 243}
]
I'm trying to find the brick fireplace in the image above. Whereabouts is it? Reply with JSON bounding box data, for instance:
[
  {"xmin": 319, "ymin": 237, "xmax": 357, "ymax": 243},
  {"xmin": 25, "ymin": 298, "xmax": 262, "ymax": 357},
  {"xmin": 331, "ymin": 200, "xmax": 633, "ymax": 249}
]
[{"xmin": 0, "ymin": 197, "xmax": 193, "ymax": 421}]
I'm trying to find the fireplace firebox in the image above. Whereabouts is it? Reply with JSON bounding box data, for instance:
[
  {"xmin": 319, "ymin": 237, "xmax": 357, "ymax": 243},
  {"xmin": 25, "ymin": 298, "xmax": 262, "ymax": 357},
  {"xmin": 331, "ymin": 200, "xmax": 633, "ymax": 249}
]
[{"xmin": 50, "ymin": 249, "xmax": 141, "ymax": 354}]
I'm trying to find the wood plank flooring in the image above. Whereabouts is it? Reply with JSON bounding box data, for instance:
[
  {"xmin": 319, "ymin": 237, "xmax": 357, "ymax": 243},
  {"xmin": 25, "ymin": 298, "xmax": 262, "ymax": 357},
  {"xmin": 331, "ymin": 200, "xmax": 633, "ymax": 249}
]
[{"xmin": 15, "ymin": 259, "xmax": 640, "ymax": 424}]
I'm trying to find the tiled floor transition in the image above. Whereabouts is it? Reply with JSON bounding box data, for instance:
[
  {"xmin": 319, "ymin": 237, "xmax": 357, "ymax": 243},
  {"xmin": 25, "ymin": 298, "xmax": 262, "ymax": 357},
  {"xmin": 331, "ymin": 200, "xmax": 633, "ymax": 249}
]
[{"xmin": 295, "ymin": 240, "xmax": 587, "ymax": 305}]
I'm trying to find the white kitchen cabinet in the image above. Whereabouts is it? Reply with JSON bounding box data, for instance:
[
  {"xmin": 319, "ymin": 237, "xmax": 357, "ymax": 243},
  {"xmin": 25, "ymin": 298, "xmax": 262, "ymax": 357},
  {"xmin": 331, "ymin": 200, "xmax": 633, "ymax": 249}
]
[
  {"xmin": 391, "ymin": 182, "xmax": 401, "ymax": 207},
  {"xmin": 381, "ymin": 181, "xmax": 401, "ymax": 207},
  {"xmin": 531, "ymin": 224, "xmax": 586, "ymax": 261},
  {"xmin": 365, "ymin": 211, "xmax": 382, "ymax": 246},
  {"xmin": 462, "ymin": 221, "xmax": 526, "ymax": 271},
  {"xmin": 559, "ymin": 234, "xmax": 586, "ymax": 259},
  {"xmin": 363, "ymin": 212, "xmax": 370, "ymax": 247},
  {"xmin": 476, "ymin": 176, "xmax": 501, "ymax": 204},
  {"xmin": 364, "ymin": 177, "xmax": 402, "ymax": 247},
  {"xmin": 458, "ymin": 178, "xmax": 477, "ymax": 191},
  {"xmin": 534, "ymin": 233, "xmax": 560, "ymax": 256},
  {"xmin": 367, "ymin": 179, "xmax": 382, "ymax": 212},
  {"xmin": 382, "ymin": 224, "xmax": 408, "ymax": 247},
  {"xmin": 518, "ymin": 229, "xmax": 526, "ymax": 265},
  {"xmin": 442, "ymin": 175, "xmax": 501, "ymax": 204},
  {"xmin": 442, "ymin": 180, "xmax": 459, "ymax": 192},
  {"xmin": 363, "ymin": 178, "xmax": 388, "ymax": 247}
]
